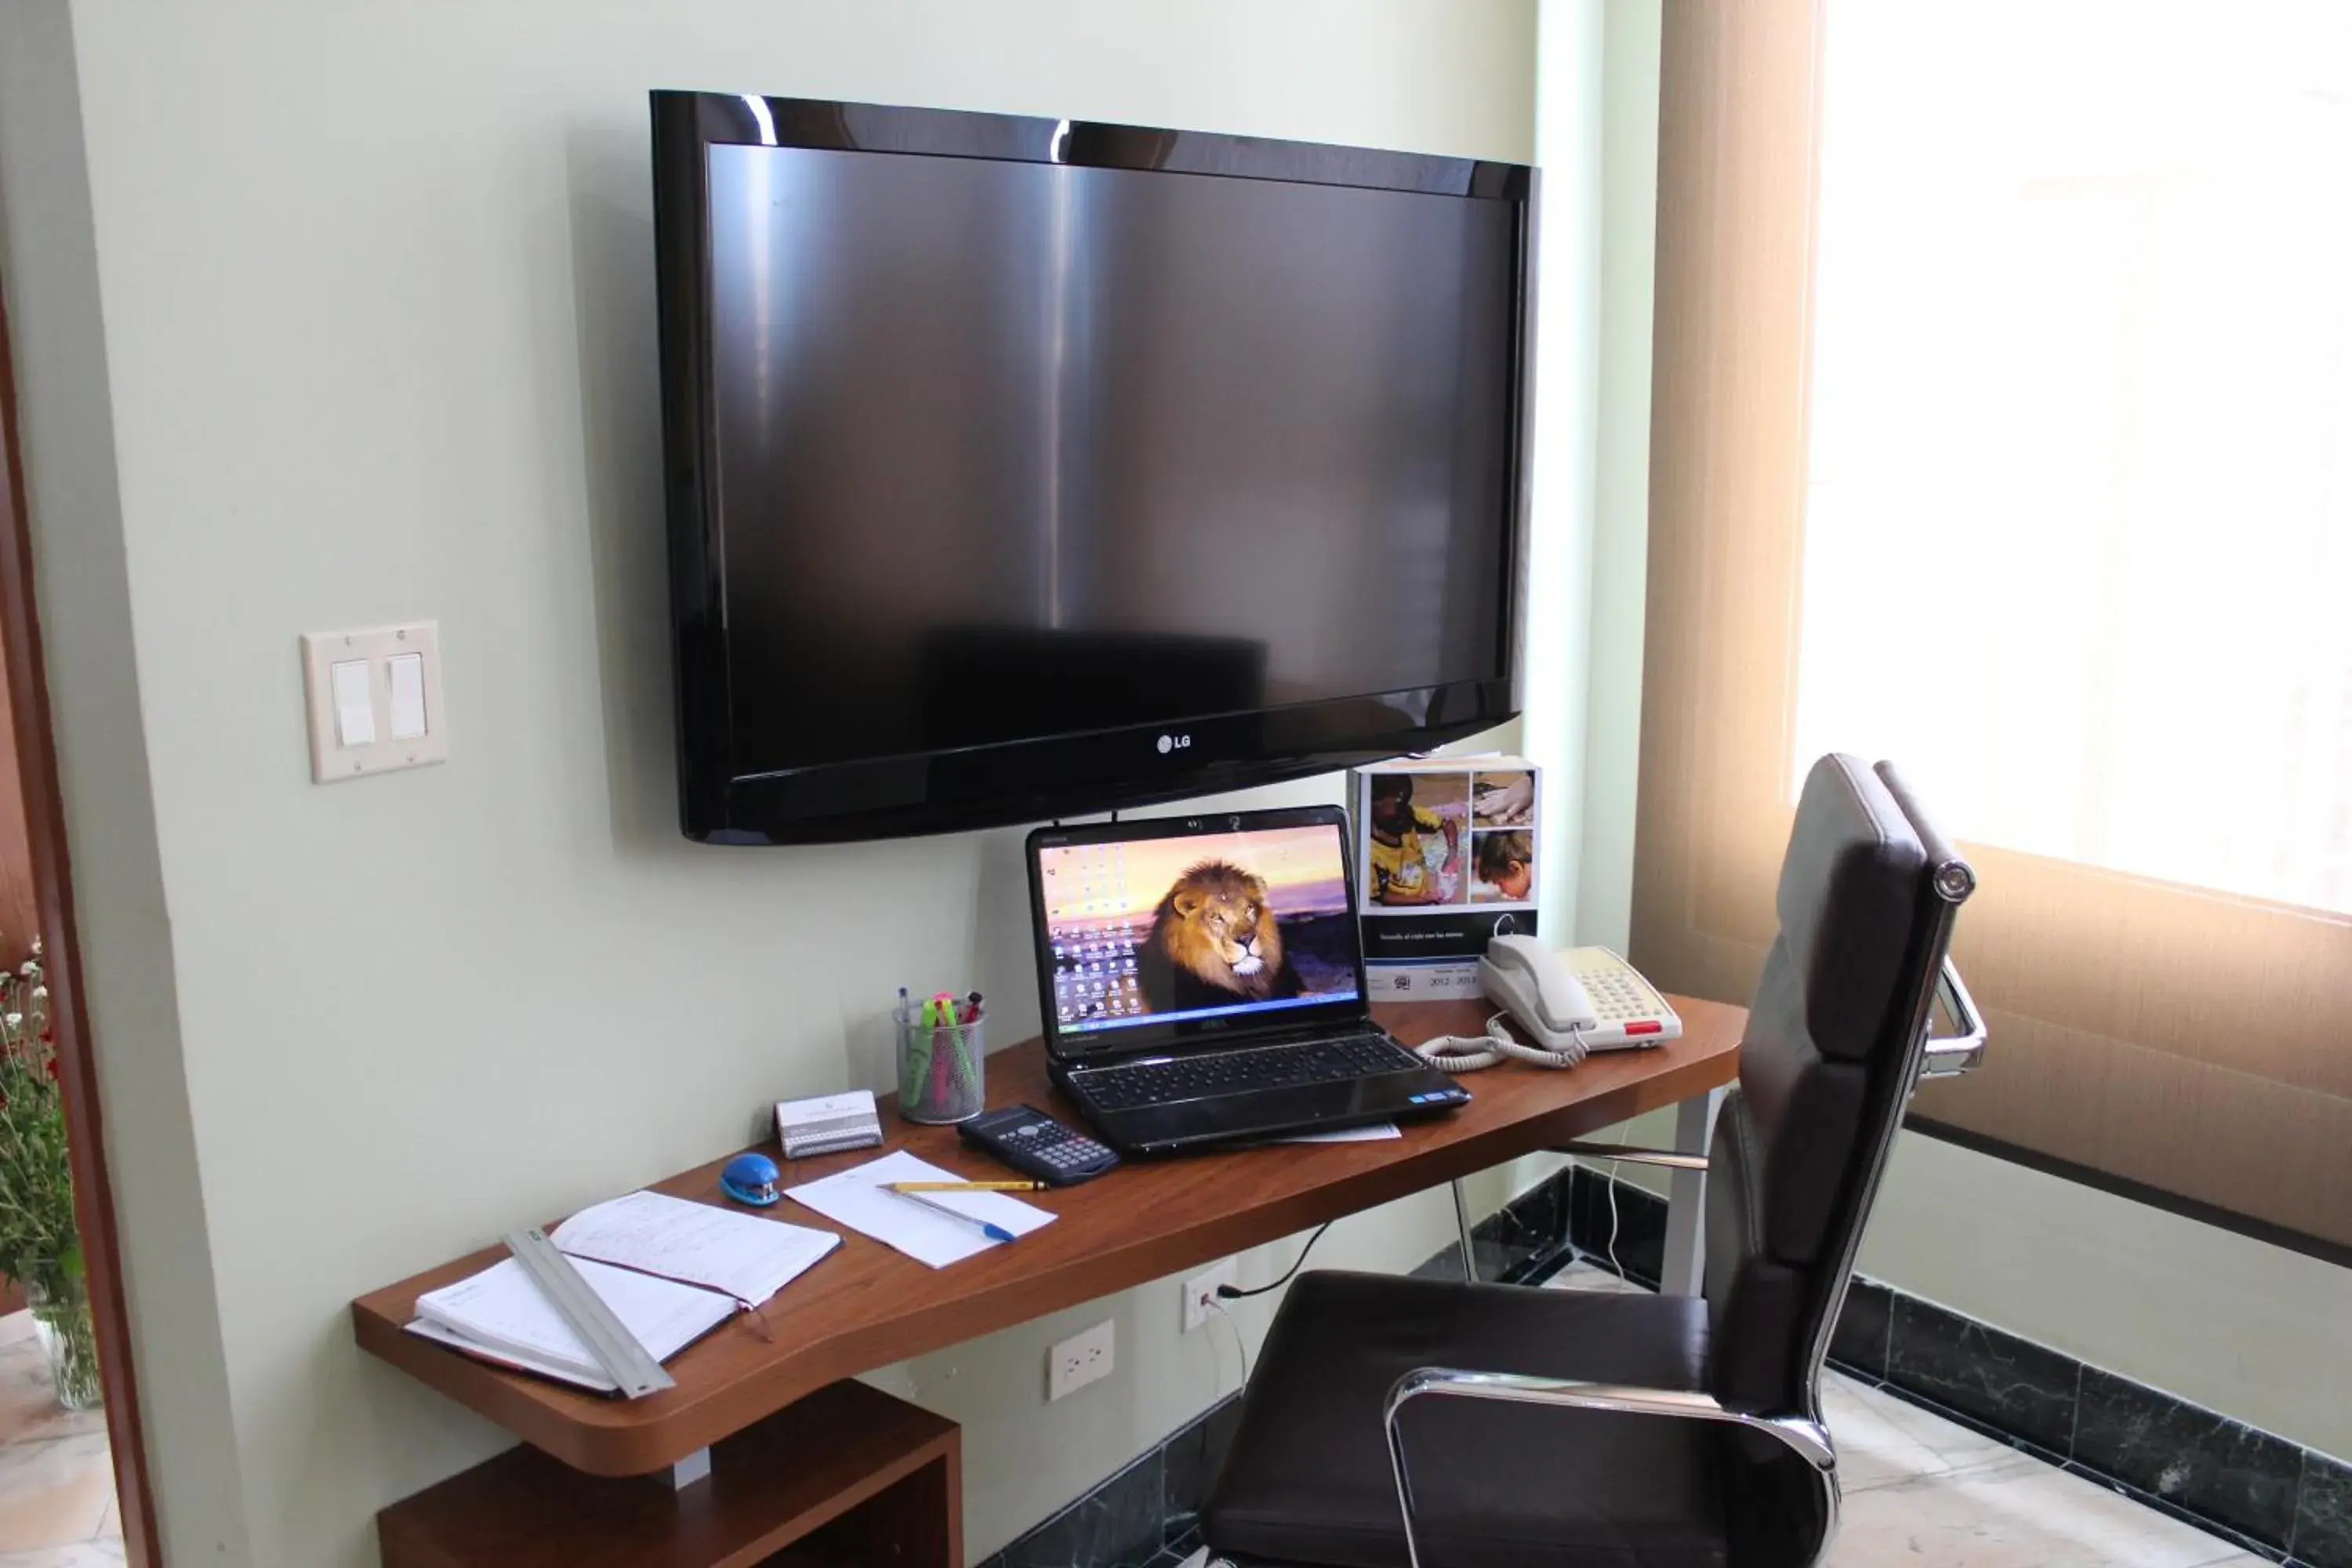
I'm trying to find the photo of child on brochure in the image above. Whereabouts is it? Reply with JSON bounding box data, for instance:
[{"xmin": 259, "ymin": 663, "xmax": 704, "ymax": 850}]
[
  {"xmin": 1366, "ymin": 772, "xmax": 1468, "ymax": 906},
  {"xmin": 1472, "ymin": 829, "xmax": 1534, "ymax": 902},
  {"xmin": 1364, "ymin": 768, "xmax": 1538, "ymax": 909}
]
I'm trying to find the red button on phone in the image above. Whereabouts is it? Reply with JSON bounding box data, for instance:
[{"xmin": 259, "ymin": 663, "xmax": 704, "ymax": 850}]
[{"xmin": 1624, "ymin": 1021, "xmax": 1662, "ymax": 1035}]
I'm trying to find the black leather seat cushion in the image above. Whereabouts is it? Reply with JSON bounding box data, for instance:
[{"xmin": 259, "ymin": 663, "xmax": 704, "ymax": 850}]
[{"xmin": 1204, "ymin": 1272, "xmax": 1731, "ymax": 1568}]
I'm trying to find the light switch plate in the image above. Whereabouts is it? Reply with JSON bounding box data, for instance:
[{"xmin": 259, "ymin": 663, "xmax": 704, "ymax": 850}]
[{"xmin": 299, "ymin": 622, "xmax": 448, "ymax": 783}]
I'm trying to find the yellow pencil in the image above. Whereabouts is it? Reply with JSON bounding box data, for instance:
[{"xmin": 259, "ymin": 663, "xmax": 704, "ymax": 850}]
[{"xmin": 887, "ymin": 1180, "xmax": 1047, "ymax": 1192}]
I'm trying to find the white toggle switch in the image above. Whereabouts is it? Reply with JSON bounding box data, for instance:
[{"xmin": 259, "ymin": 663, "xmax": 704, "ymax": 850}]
[
  {"xmin": 387, "ymin": 652, "xmax": 427, "ymax": 739},
  {"xmin": 301, "ymin": 621, "xmax": 447, "ymax": 784},
  {"xmin": 331, "ymin": 660, "xmax": 376, "ymax": 747}
]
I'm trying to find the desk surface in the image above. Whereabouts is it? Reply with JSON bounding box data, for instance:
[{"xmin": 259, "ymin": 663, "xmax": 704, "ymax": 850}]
[{"xmin": 352, "ymin": 996, "xmax": 1744, "ymax": 1476}]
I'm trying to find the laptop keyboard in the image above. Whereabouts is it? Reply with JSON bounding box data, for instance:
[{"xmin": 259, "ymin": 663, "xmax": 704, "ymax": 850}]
[{"xmin": 1075, "ymin": 1033, "xmax": 1425, "ymax": 1112}]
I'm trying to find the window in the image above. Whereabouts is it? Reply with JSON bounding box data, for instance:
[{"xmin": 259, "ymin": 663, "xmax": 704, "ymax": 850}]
[{"xmin": 1634, "ymin": 0, "xmax": 2352, "ymax": 1258}]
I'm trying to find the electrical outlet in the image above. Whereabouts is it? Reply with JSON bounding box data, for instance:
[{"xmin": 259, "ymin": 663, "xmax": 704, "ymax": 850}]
[
  {"xmin": 1047, "ymin": 1319, "xmax": 1115, "ymax": 1401},
  {"xmin": 1182, "ymin": 1258, "xmax": 1239, "ymax": 1333}
]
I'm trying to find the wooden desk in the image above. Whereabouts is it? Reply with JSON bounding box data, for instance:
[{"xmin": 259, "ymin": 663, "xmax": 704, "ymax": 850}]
[{"xmin": 354, "ymin": 996, "xmax": 1742, "ymax": 1481}]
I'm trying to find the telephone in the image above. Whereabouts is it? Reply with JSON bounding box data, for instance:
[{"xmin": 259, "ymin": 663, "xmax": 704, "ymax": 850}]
[{"xmin": 1416, "ymin": 938, "xmax": 1682, "ymax": 1072}]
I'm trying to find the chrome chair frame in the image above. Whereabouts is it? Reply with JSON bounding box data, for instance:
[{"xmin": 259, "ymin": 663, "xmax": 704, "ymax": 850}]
[
  {"xmin": 1918, "ymin": 959, "xmax": 1987, "ymax": 1079},
  {"xmin": 1551, "ymin": 958, "xmax": 1984, "ymax": 1172},
  {"xmin": 1382, "ymin": 1370, "xmax": 1838, "ymax": 1568}
]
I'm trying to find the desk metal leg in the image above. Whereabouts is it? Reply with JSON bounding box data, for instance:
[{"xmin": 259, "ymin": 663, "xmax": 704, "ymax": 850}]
[
  {"xmin": 666, "ymin": 1447, "xmax": 711, "ymax": 1490},
  {"xmin": 1450, "ymin": 1179, "xmax": 1478, "ymax": 1282},
  {"xmin": 1659, "ymin": 1089, "xmax": 1723, "ymax": 1297}
]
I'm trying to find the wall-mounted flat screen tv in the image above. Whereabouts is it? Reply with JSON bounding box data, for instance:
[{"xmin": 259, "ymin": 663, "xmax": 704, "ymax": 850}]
[{"xmin": 653, "ymin": 93, "xmax": 1532, "ymax": 843}]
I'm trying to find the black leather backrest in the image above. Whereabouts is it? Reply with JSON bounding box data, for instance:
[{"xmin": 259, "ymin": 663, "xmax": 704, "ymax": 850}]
[{"xmin": 1703, "ymin": 755, "xmax": 1950, "ymax": 1414}]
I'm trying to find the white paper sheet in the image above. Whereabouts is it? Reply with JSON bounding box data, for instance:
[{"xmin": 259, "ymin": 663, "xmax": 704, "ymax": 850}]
[
  {"xmin": 784, "ymin": 1149, "xmax": 1057, "ymax": 1269},
  {"xmin": 1274, "ymin": 1122, "xmax": 1402, "ymax": 1145},
  {"xmin": 550, "ymin": 1189, "xmax": 840, "ymax": 1307}
]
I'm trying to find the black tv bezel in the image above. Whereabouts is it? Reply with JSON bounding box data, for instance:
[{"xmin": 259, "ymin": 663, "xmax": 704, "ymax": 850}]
[{"xmin": 652, "ymin": 91, "xmax": 1535, "ymax": 845}]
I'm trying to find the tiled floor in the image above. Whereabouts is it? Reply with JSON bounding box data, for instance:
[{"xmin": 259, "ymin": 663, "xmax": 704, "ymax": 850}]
[
  {"xmin": 1546, "ymin": 1263, "xmax": 2266, "ymax": 1568},
  {"xmin": 0, "ymin": 1266, "xmax": 2280, "ymax": 1568},
  {"xmin": 0, "ymin": 1310, "xmax": 122, "ymax": 1566}
]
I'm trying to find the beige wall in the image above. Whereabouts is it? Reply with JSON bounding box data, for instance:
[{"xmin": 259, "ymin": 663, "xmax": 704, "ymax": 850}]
[
  {"xmin": 0, "ymin": 2, "xmax": 1543, "ymax": 1563},
  {"xmin": 1563, "ymin": 0, "xmax": 2352, "ymax": 1463}
]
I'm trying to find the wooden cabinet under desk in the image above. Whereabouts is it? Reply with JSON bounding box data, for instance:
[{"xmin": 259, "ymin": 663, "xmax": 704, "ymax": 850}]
[
  {"xmin": 358, "ymin": 996, "xmax": 1743, "ymax": 1566},
  {"xmin": 376, "ymin": 1380, "xmax": 958, "ymax": 1568}
]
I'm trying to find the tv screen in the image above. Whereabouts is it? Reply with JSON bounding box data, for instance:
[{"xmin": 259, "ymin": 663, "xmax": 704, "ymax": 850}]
[{"xmin": 655, "ymin": 95, "xmax": 1531, "ymax": 843}]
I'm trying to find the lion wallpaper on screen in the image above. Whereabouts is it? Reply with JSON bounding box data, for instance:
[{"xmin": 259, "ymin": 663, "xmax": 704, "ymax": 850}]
[{"xmin": 1039, "ymin": 827, "xmax": 1359, "ymax": 1029}]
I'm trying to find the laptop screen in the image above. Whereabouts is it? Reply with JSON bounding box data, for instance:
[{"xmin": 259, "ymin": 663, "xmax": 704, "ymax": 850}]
[{"xmin": 1030, "ymin": 812, "xmax": 1368, "ymax": 1054}]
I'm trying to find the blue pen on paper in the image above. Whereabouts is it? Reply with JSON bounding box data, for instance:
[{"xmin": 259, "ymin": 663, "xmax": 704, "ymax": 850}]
[{"xmin": 885, "ymin": 1184, "xmax": 1018, "ymax": 1244}]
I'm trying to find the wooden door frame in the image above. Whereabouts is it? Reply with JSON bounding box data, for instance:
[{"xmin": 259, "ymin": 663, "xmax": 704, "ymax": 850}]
[{"xmin": 0, "ymin": 270, "xmax": 162, "ymax": 1564}]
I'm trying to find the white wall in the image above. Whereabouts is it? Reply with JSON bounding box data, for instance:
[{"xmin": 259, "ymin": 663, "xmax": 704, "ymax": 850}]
[
  {"xmin": 1561, "ymin": 0, "xmax": 2352, "ymax": 1464},
  {"xmin": 1570, "ymin": 0, "xmax": 1659, "ymax": 956},
  {"xmin": 0, "ymin": 6, "xmax": 258, "ymax": 1561},
  {"xmin": 1539, "ymin": 0, "xmax": 1671, "ymax": 1178},
  {"xmin": 0, "ymin": 3, "xmax": 1544, "ymax": 1563},
  {"xmin": 1517, "ymin": 0, "xmax": 1602, "ymax": 930}
]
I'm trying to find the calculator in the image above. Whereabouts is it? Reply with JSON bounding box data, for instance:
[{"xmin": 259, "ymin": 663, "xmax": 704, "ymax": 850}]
[{"xmin": 959, "ymin": 1104, "xmax": 1120, "ymax": 1186}]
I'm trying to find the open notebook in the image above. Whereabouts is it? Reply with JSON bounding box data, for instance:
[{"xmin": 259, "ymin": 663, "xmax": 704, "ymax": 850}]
[{"xmin": 408, "ymin": 1190, "xmax": 840, "ymax": 1392}]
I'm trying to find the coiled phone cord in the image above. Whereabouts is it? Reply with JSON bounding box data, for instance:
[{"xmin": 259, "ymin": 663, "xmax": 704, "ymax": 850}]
[{"xmin": 1412, "ymin": 1013, "xmax": 1592, "ymax": 1071}]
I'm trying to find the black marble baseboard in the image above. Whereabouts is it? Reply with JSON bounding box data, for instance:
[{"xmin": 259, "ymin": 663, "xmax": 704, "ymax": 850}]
[
  {"xmin": 1406, "ymin": 1157, "xmax": 1626, "ymax": 1287},
  {"xmin": 1560, "ymin": 1167, "xmax": 2352, "ymax": 1568},
  {"xmin": 975, "ymin": 1392, "xmax": 1239, "ymax": 1568}
]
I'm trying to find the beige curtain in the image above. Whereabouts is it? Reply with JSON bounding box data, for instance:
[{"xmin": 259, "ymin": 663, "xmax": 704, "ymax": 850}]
[{"xmin": 1632, "ymin": 0, "xmax": 2352, "ymax": 1257}]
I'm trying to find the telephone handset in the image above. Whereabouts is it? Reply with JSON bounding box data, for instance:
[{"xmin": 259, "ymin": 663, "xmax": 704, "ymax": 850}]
[
  {"xmin": 1417, "ymin": 938, "xmax": 1682, "ymax": 1073},
  {"xmin": 1482, "ymin": 935, "xmax": 1599, "ymax": 1044}
]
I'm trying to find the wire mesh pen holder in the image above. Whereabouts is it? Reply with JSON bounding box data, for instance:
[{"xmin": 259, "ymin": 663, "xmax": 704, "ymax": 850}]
[{"xmin": 895, "ymin": 997, "xmax": 986, "ymax": 1124}]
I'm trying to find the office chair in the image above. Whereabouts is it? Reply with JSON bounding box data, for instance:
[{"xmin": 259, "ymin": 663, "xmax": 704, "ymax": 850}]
[{"xmin": 1201, "ymin": 755, "xmax": 1985, "ymax": 1568}]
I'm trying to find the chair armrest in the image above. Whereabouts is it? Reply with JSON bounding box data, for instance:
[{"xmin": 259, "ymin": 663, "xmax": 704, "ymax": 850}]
[
  {"xmin": 1547, "ymin": 1142, "xmax": 1710, "ymax": 1171},
  {"xmin": 1918, "ymin": 959, "xmax": 1986, "ymax": 1080},
  {"xmin": 1379, "ymin": 1367, "xmax": 1836, "ymax": 1568},
  {"xmin": 1385, "ymin": 1369, "xmax": 1835, "ymax": 1470}
]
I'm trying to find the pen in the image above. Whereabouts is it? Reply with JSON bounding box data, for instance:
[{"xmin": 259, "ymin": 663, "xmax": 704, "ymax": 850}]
[
  {"xmin": 885, "ymin": 1185, "xmax": 1018, "ymax": 1243},
  {"xmin": 888, "ymin": 1180, "xmax": 1046, "ymax": 1193}
]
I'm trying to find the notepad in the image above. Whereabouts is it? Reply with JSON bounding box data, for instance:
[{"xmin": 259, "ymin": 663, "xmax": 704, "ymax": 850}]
[
  {"xmin": 550, "ymin": 1189, "xmax": 840, "ymax": 1307},
  {"xmin": 406, "ymin": 1190, "xmax": 843, "ymax": 1391},
  {"xmin": 786, "ymin": 1149, "xmax": 1057, "ymax": 1268},
  {"xmin": 409, "ymin": 1254, "xmax": 735, "ymax": 1393}
]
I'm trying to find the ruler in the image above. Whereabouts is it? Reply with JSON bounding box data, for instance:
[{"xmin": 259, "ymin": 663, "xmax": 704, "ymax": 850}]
[{"xmin": 502, "ymin": 1226, "xmax": 676, "ymax": 1399}]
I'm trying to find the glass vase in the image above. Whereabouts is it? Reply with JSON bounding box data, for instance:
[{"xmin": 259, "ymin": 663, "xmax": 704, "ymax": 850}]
[{"xmin": 24, "ymin": 1274, "xmax": 103, "ymax": 1413}]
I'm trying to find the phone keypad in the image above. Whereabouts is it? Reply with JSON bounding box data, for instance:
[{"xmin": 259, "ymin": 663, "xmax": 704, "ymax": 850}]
[{"xmin": 1579, "ymin": 968, "xmax": 1659, "ymax": 1022}]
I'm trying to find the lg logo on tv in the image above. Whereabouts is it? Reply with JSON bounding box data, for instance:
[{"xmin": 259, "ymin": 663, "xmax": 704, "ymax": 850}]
[{"xmin": 1156, "ymin": 733, "xmax": 1192, "ymax": 755}]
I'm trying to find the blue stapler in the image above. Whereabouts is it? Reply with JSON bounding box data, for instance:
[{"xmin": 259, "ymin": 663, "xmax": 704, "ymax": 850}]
[{"xmin": 720, "ymin": 1152, "xmax": 782, "ymax": 1207}]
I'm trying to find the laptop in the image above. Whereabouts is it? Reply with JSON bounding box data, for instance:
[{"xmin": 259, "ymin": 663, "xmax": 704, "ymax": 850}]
[{"xmin": 1025, "ymin": 805, "xmax": 1470, "ymax": 1154}]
